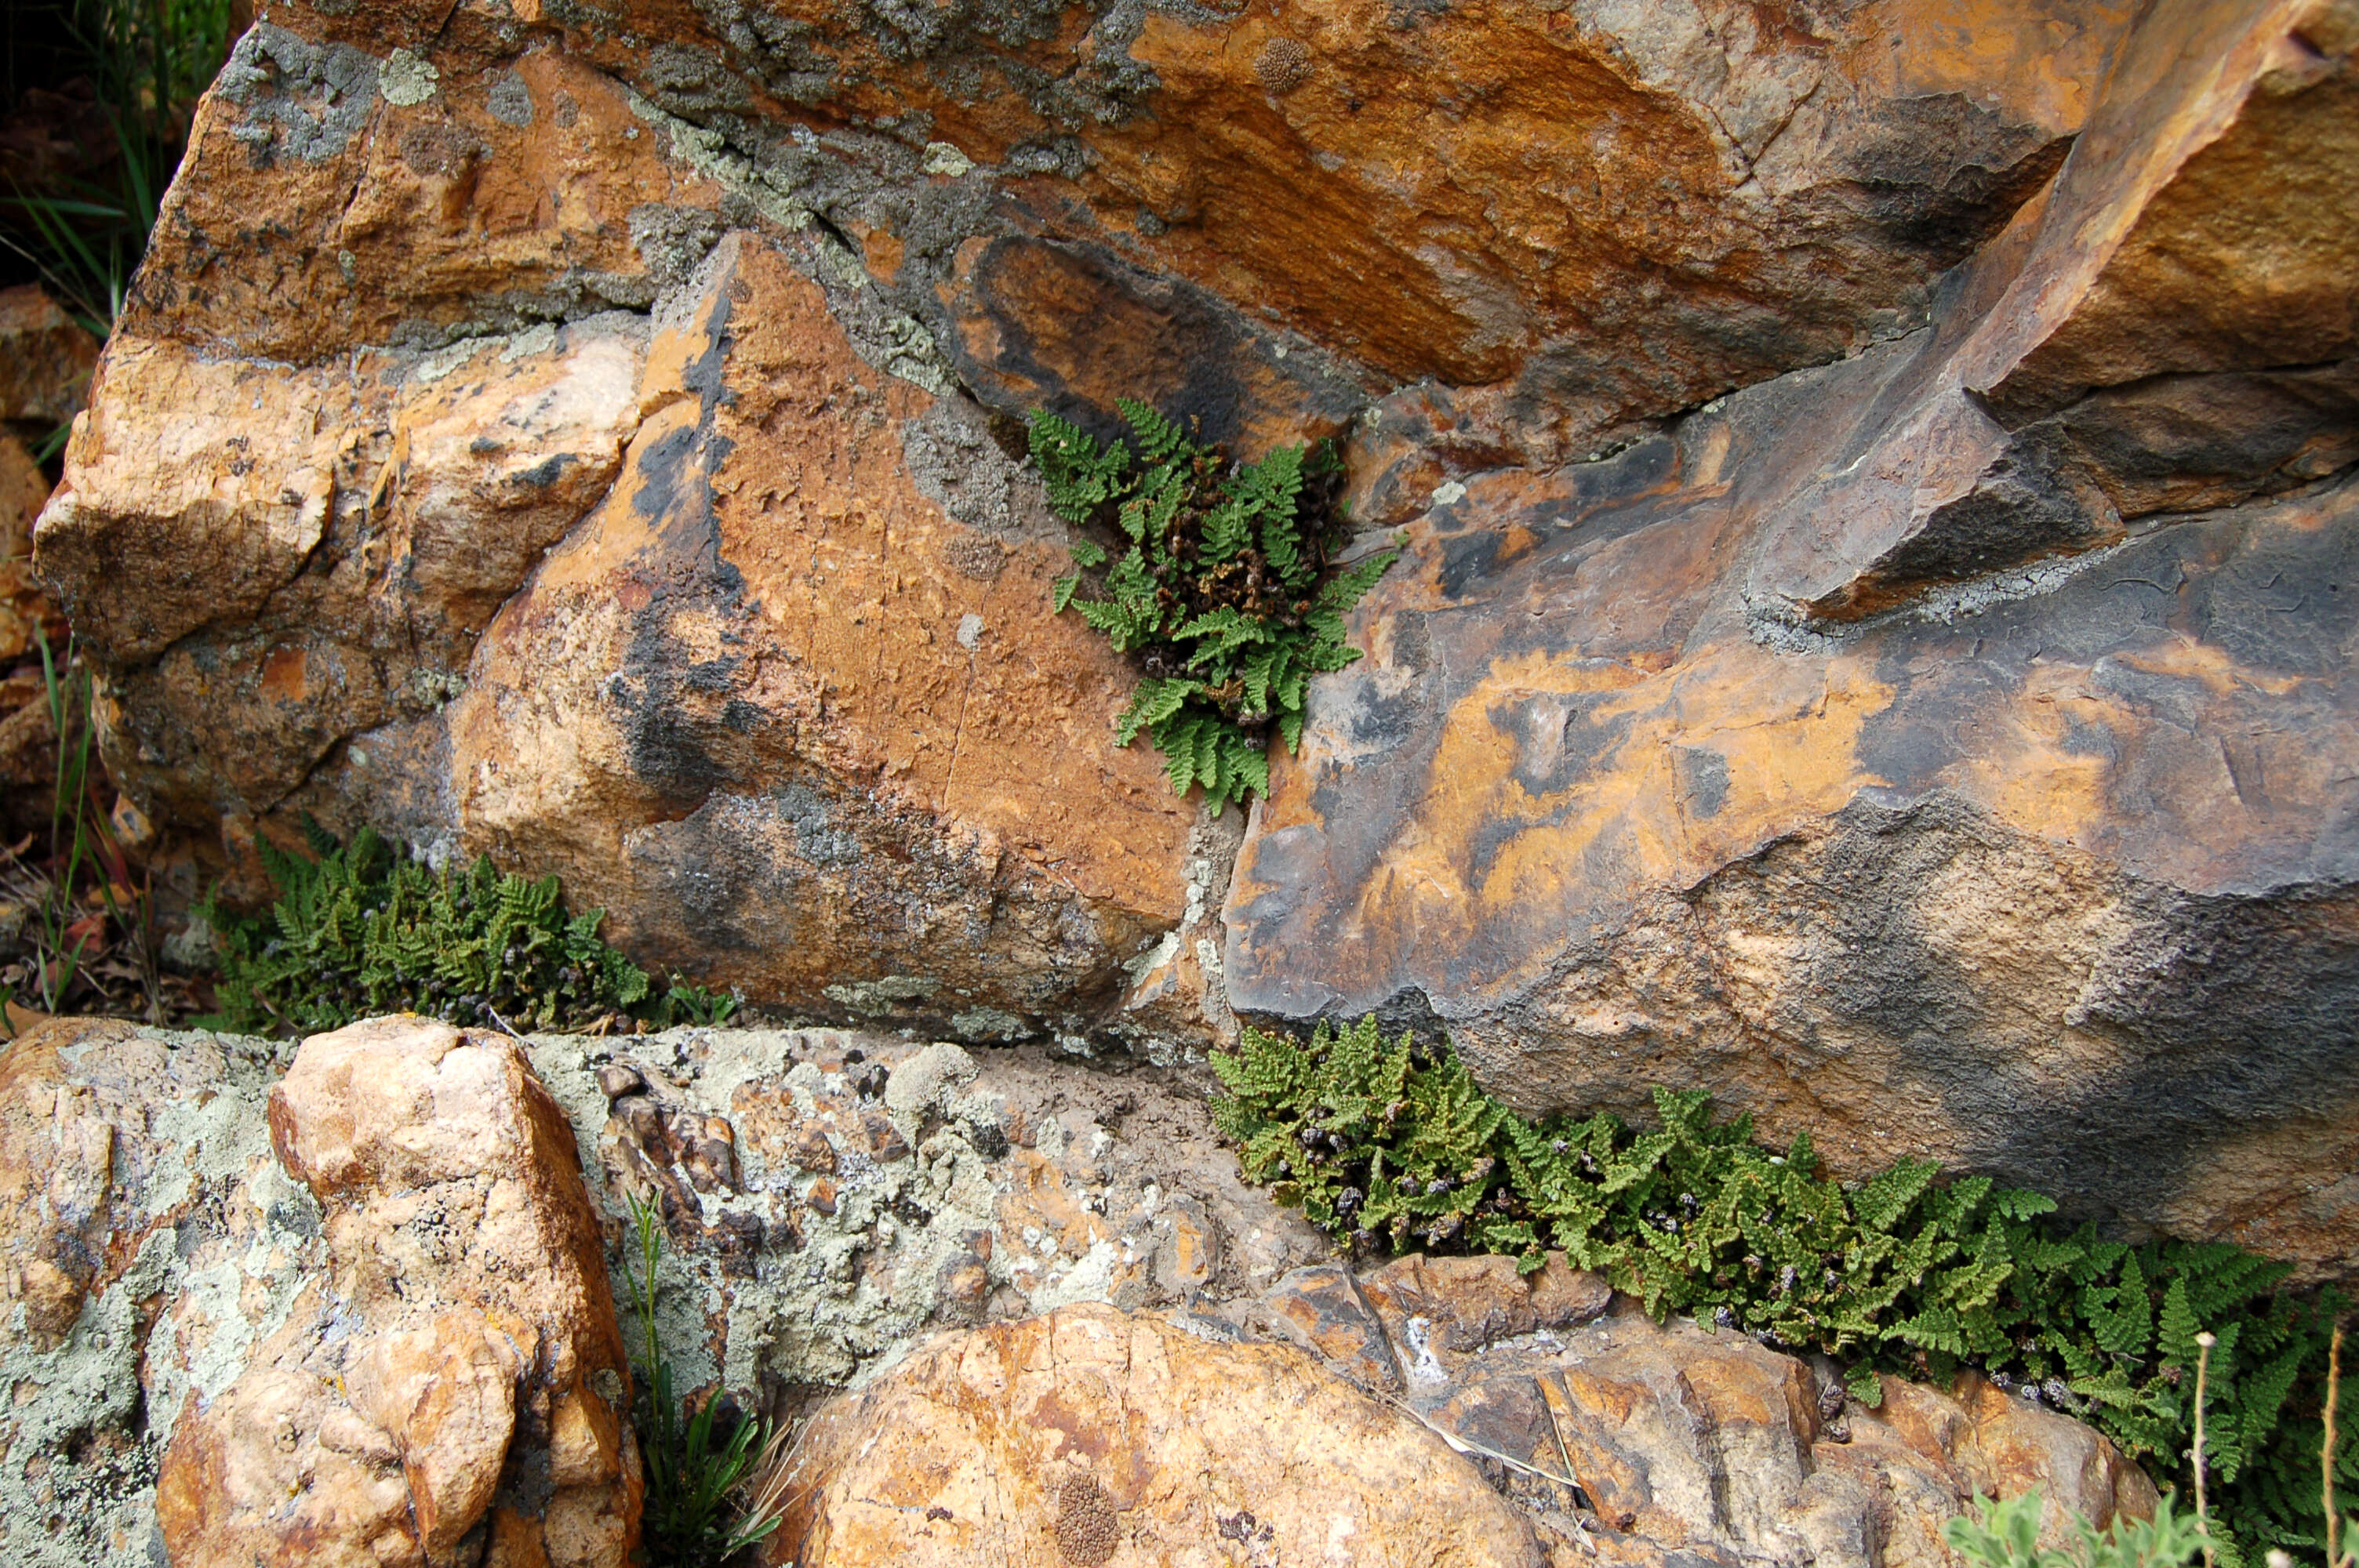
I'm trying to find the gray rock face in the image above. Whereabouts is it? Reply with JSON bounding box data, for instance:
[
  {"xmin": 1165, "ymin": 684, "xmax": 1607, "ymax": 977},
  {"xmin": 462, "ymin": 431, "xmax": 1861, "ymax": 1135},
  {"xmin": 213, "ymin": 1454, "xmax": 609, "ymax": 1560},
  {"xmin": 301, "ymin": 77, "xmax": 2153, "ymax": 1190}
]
[{"xmin": 1223, "ymin": 2, "xmax": 2359, "ymax": 1280}]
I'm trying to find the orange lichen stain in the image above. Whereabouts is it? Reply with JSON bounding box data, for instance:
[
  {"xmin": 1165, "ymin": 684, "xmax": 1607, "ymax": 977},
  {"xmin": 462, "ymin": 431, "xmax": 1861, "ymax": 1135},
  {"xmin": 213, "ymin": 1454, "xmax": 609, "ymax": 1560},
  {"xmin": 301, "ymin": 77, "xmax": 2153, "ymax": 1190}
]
[
  {"xmin": 258, "ymin": 646, "xmax": 308, "ymax": 702},
  {"xmin": 1349, "ymin": 643, "xmax": 1895, "ymax": 975}
]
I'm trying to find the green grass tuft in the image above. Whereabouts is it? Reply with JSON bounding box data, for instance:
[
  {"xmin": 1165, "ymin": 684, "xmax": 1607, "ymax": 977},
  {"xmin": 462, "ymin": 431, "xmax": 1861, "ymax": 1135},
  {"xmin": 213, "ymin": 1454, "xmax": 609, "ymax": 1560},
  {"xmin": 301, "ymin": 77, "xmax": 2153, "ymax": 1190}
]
[{"xmin": 623, "ymin": 1192, "xmax": 783, "ymax": 1568}]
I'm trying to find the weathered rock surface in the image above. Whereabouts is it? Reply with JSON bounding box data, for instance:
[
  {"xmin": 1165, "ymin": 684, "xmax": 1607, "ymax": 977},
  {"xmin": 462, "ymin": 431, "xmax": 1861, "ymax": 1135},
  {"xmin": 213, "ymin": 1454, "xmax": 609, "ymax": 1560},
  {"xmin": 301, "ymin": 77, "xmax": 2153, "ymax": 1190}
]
[
  {"xmin": 40, "ymin": 35, "xmax": 1214, "ymax": 1041},
  {"xmin": 763, "ymin": 1248, "xmax": 2158, "ymax": 1568},
  {"xmin": 158, "ymin": 1017, "xmax": 638, "ymax": 1568},
  {"xmin": 1224, "ymin": 0, "xmax": 2359, "ymax": 1279},
  {"xmin": 0, "ymin": 1019, "xmax": 311, "ymax": 1568},
  {"xmin": 41, "ymin": 0, "xmax": 2218, "ymax": 1051},
  {"xmin": 0, "ymin": 1017, "xmax": 2175, "ymax": 1566},
  {"xmin": 546, "ymin": 1027, "xmax": 1330, "ymax": 1390},
  {"xmin": 765, "ymin": 1301, "xmax": 1551, "ymax": 1568},
  {"xmin": 1244, "ymin": 1252, "xmax": 2157, "ymax": 1568},
  {"xmin": 33, "ymin": 0, "xmax": 2359, "ymax": 1269}
]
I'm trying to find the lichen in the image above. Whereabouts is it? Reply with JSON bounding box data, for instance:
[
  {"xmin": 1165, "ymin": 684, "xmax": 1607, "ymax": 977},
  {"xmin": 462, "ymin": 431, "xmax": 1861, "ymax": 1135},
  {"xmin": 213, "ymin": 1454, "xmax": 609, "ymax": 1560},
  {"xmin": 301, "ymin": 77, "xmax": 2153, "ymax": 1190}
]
[{"xmin": 1254, "ymin": 38, "xmax": 1313, "ymax": 95}]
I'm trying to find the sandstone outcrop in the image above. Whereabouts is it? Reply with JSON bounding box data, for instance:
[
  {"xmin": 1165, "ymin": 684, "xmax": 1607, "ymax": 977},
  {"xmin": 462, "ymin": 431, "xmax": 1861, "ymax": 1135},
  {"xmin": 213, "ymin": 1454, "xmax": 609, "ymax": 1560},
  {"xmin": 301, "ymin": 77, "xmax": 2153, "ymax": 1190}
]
[
  {"xmin": 33, "ymin": 0, "xmax": 2359, "ymax": 1269},
  {"xmin": 0, "ymin": 1016, "xmax": 2183, "ymax": 1565},
  {"xmin": 764, "ymin": 1301, "xmax": 1551, "ymax": 1568},
  {"xmin": 42, "ymin": 0, "xmax": 2194, "ymax": 1052},
  {"xmin": 1223, "ymin": 0, "xmax": 2359, "ymax": 1279}
]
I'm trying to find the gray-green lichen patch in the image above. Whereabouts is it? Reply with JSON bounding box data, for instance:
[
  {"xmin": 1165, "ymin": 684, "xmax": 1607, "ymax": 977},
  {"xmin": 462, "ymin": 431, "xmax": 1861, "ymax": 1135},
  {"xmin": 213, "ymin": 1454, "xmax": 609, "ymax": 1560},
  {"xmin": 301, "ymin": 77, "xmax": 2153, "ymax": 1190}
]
[
  {"xmin": 379, "ymin": 48, "xmax": 441, "ymax": 107},
  {"xmin": 1, "ymin": 1027, "xmax": 316, "ymax": 1568},
  {"xmin": 525, "ymin": 1027, "xmax": 1328, "ymax": 1399},
  {"xmin": 218, "ymin": 24, "xmax": 383, "ymax": 162}
]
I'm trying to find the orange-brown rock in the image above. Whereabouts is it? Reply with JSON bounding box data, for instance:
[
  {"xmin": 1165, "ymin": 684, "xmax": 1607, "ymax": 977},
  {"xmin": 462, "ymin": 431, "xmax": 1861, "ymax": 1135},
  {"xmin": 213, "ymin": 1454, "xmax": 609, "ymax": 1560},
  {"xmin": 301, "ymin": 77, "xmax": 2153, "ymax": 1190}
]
[
  {"xmin": 158, "ymin": 1017, "xmax": 639, "ymax": 1568},
  {"xmin": 764, "ymin": 1301, "xmax": 1550, "ymax": 1567},
  {"xmin": 41, "ymin": 19, "xmax": 1206, "ymax": 1040},
  {"xmin": 1224, "ymin": 0, "xmax": 2359, "ymax": 1279},
  {"xmin": 0, "ymin": 285, "xmax": 98, "ymax": 430},
  {"xmin": 1234, "ymin": 1257, "xmax": 2155, "ymax": 1568}
]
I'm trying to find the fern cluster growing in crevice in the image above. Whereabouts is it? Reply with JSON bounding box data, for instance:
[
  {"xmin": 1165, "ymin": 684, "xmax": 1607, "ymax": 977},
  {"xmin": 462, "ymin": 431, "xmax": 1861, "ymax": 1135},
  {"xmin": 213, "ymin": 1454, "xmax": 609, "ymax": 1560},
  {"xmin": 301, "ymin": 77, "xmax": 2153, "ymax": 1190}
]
[
  {"xmin": 1210, "ymin": 1018, "xmax": 2354, "ymax": 1566},
  {"xmin": 200, "ymin": 823, "xmax": 736, "ymax": 1036},
  {"xmin": 1030, "ymin": 400, "xmax": 1398, "ymax": 813}
]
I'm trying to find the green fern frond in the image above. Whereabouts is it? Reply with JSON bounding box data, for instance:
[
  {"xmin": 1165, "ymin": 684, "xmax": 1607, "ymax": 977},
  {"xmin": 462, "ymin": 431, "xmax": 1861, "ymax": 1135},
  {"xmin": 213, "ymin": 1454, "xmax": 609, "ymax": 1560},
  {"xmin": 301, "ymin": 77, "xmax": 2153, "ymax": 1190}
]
[
  {"xmin": 1208, "ymin": 1016, "xmax": 2354, "ymax": 1566},
  {"xmin": 205, "ymin": 825, "xmax": 694, "ymax": 1036},
  {"xmin": 1031, "ymin": 401, "xmax": 1394, "ymax": 814}
]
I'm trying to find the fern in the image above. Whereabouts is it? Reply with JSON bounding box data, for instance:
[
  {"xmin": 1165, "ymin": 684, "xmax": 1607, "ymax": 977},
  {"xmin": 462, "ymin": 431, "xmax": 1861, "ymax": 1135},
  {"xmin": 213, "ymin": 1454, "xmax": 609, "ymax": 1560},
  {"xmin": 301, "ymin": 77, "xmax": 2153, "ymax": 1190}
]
[
  {"xmin": 1030, "ymin": 405, "xmax": 1398, "ymax": 813},
  {"xmin": 1210, "ymin": 1018, "xmax": 2355, "ymax": 1564},
  {"xmin": 198, "ymin": 823, "xmax": 732, "ymax": 1036}
]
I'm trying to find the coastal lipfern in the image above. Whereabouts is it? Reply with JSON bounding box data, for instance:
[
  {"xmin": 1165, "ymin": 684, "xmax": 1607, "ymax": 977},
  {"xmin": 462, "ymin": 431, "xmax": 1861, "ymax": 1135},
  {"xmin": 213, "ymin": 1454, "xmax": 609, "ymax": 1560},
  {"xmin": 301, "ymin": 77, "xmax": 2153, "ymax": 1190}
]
[
  {"xmin": 202, "ymin": 824, "xmax": 671, "ymax": 1035},
  {"xmin": 1032, "ymin": 401, "xmax": 1398, "ymax": 813},
  {"xmin": 1211, "ymin": 1018, "xmax": 2355, "ymax": 1566}
]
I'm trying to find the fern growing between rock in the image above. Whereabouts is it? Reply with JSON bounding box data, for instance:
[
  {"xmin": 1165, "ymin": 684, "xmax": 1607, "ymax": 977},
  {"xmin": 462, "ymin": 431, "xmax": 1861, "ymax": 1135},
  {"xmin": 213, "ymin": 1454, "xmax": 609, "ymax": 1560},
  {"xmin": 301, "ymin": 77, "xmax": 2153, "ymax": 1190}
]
[
  {"xmin": 1211, "ymin": 1018, "xmax": 2354, "ymax": 1568},
  {"xmin": 200, "ymin": 823, "xmax": 683, "ymax": 1035},
  {"xmin": 1030, "ymin": 400, "xmax": 1398, "ymax": 813}
]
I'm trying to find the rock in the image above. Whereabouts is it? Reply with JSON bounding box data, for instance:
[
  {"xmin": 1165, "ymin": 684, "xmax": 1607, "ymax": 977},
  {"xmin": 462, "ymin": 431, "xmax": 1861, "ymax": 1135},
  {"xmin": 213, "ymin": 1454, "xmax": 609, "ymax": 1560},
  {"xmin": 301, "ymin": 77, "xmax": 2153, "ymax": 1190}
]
[
  {"xmin": 0, "ymin": 285, "xmax": 99, "ymax": 430},
  {"xmin": 1222, "ymin": 0, "xmax": 2359, "ymax": 1279},
  {"xmin": 0, "ymin": 1019, "xmax": 313, "ymax": 1568},
  {"xmin": 157, "ymin": 1016, "xmax": 638, "ymax": 1568},
  {"xmin": 0, "ymin": 1019, "xmax": 2179, "ymax": 1567},
  {"xmin": 41, "ymin": 0, "xmax": 2203, "ymax": 1051},
  {"xmin": 763, "ymin": 1302, "xmax": 1550, "ymax": 1567},
  {"xmin": 45, "ymin": 78, "xmax": 1203, "ymax": 1040},
  {"xmin": 561, "ymin": 1028, "xmax": 1329, "ymax": 1389},
  {"xmin": 1229, "ymin": 1254, "xmax": 2154, "ymax": 1568}
]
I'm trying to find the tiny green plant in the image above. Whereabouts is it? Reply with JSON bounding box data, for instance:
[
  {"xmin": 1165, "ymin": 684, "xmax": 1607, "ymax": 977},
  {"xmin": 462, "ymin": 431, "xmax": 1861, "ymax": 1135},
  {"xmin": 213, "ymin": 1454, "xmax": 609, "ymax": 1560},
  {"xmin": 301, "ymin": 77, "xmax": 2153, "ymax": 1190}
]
[
  {"xmin": 623, "ymin": 1191, "xmax": 783, "ymax": 1568},
  {"xmin": 665, "ymin": 982, "xmax": 740, "ymax": 1029},
  {"xmin": 1030, "ymin": 400, "xmax": 1398, "ymax": 813},
  {"xmin": 200, "ymin": 823, "xmax": 656, "ymax": 1035},
  {"xmin": 2, "ymin": 0, "xmax": 234, "ymax": 337},
  {"xmin": 0, "ymin": 630, "xmax": 164, "ymax": 1028},
  {"xmin": 1209, "ymin": 1018, "xmax": 2355, "ymax": 1566},
  {"xmin": 1943, "ymin": 1490, "xmax": 2210, "ymax": 1568}
]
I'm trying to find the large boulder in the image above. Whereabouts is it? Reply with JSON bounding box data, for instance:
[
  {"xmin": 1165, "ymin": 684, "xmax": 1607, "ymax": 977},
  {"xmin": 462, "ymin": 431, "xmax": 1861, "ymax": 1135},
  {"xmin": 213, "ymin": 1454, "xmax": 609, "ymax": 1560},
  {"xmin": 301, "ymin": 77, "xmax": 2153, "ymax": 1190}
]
[
  {"xmin": 763, "ymin": 1301, "xmax": 1552, "ymax": 1567},
  {"xmin": 1223, "ymin": 0, "xmax": 2359, "ymax": 1279},
  {"xmin": 38, "ymin": 0, "xmax": 2165, "ymax": 1044},
  {"xmin": 37, "ymin": 18, "xmax": 1208, "ymax": 1046}
]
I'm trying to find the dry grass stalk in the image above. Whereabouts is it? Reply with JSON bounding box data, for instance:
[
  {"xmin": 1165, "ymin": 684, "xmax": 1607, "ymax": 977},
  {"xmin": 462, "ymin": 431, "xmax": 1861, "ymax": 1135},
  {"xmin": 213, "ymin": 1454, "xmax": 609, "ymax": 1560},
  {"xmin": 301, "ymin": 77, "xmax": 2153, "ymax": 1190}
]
[{"xmin": 2196, "ymin": 1331, "xmax": 2217, "ymax": 1568}]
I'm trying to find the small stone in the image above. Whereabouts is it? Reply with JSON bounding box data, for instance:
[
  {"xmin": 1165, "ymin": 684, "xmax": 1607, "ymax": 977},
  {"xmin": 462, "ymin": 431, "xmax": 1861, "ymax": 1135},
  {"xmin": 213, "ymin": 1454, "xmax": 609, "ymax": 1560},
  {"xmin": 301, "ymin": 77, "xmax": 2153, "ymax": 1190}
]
[
  {"xmin": 789, "ymin": 1123, "xmax": 839, "ymax": 1174},
  {"xmin": 596, "ymin": 1063, "xmax": 645, "ymax": 1099}
]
